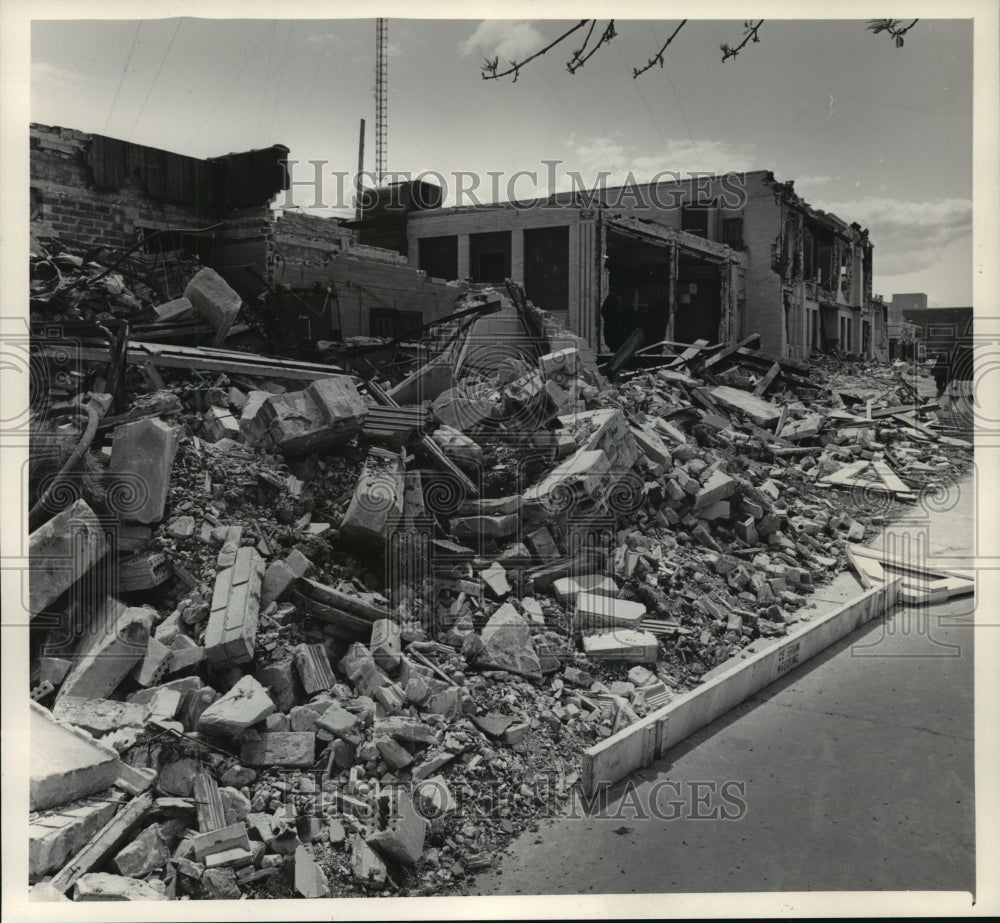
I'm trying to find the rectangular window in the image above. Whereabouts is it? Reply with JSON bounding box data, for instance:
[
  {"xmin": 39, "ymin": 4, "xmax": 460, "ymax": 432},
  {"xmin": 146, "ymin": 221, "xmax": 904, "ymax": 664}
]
[
  {"xmin": 681, "ymin": 205, "xmax": 711, "ymax": 238},
  {"xmin": 417, "ymin": 235, "xmax": 458, "ymax": 280},
  {"xmin": 721, "ymin": 217, "xmax": 744, "ymax": 250},
  {"xmin": 927, "ymin": 324, "xmax": 956, "ymax": 339},
  {"xmin": 369, "ymin": 307, "xmax": 424, "ymax": 339},
  {"xmin": 470, "ymin": 230, "xmax": 511, "ymax": 282},
  {"xmin": 523, "ymin": 225, "xmax": 570, "ymax": 312}
]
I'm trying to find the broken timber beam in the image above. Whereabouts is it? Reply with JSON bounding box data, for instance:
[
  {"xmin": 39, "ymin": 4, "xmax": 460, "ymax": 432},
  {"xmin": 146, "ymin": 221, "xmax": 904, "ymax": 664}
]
[
  {"xmin": 753, "ymin": 361, "xmax": 782, "ymax": 397},
  {"xmin": 581, "ymin": 579, "xmax": 902, "ymax": 796},
  {"xmin": 701, "ymin": 334, "xmax": 762, "ymax": 372}
]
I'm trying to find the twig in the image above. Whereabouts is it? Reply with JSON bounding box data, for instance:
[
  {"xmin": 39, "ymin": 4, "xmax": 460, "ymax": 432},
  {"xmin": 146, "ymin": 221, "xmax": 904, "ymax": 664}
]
[
  {"xmin": 866, "ymin": 19, "xmax": 919, "ymax": 49},
  {"xmin": 633, "ymin": 20, "xmax": 688, "ymax": 78},
  {"xmin": 720, "ymin": 20, "xmax": 764, "ymax": 62},
  {"xmin": 482, "ymin": 19, "xmax": 591, "ymax": 82},
  {"xmin": 567, "ymin": 20, "xmax": 617, "ymax": 74}
]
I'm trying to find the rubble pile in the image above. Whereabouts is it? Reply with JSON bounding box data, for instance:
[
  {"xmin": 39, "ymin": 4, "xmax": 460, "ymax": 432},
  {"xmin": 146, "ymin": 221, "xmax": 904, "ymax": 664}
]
[{"xmin": 27, "ymin": 249, "xmax": 971, "ymax": 902}]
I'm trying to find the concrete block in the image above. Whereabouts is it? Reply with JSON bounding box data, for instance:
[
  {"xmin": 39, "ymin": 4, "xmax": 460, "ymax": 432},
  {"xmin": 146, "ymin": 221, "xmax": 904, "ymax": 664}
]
[
  {"xmin": 30, "ymin": 704, "xmax": 121, "ymax": 811},
  {"xmin": 73, "ymin": 872, "xmax": 167, "ymax": 901},
  {"xmin": 201, "ymin": 405, "xmax": 240, "ymax": 443},
  {"xmin": 350, "ymin": 835, "xmax": 387, "ymax": 888},
  {"xmin": 51, "ymin": 696, "xmax": 146, "ymax": 737},
  {"xmin": 574, "ymin": 592, "xmax": 646, "ymax": 632},
  {"xmin": 29, "ymin": 793, "xmax": 122, "ymax": 881},
  {"xmin": 430, "ymin": 387, "xmax": 494, "ymax": 431},
  {"xmin": 373, "ymin": 715, "xmax": 437, "ymax": 746},
  {"xmin": 479, "ymin": 603, "xmax": 542, "ymax": 680},
  {"xmin": 199, "ymin": 867, "xmax": 241, "ymax": 899},
  {"xmin": 582, "ymin": 629, "xmax": 658, "ymax": 663},
  {"xmin": 109, "ymin": 418, "xmax": 180, "ymax": 524},
  {"xmin": 696, "ymin": 500, "xmax": 731, "ymax": 521},
  {"xmin": 315, "ymin": 703, "xmax": 359, "ymax": 737},
  {"xmin": 553, "ymin": 574, "xmax": 618, "ymax": 606},
  {"xmin": 293, "ymin": 643, "xmax": 336, "ymax": 695},
  {"xmin": 244, "ymin": 377, "xmax": 367, "ymax": 455},
  {"xmin": 197, "ymin": 675, "xmax": 274, "ymax": 737},
  {"xmin": 709, "ymin": 386, "xmax": 782, "ymax": 426},
  {"xmin": 294, "ymin": 844, "xmax": 329, "ymax": 898},
  {"xmin": 240, "ymin": 731, "xmax": 315, "ymax": 767},
  {"xmin": 694, "ymin": 469, "xmax": 736, "ymax": 511},
  {"xmin": 184, "ymin": 267, "xmax": 242, "ymax": 346},
  {"xmin": 340, "ymin": 448, "xmax": 405, "ymax": 545},
  {"xmin": 260, "ymin": 550, "xmax": 311, "ymax": 609},
  {"xmin": 205, "ymin": 546, "xmax": 264, "ymax": 666},
  {"xmin": 369, "ymin": 619, "xmax": 402, "ymax": 672},
  {"xmin": 375, "ymin": 735, "xmax": 414, "ymax": 770},
  {"xmin": 29, "ymin": 499, "xmax": 108, "ymax": 617},
  {"xmin": 368, "ymin": 791, "xmax": 426, "ymax": 865},
  {"xmin": 29, "ymin": 882, "xmax": 70, "ymax": 901},
  {"xmin": 432, "ymin": 425, "xmax": 484, "ymax": 469},
  {"xmin": 58, "ymin": 605, "xmax": 154, "ymax": 701},
  {"xmin": 130, "ymin": 635, "xmax": 173, "ymax": 687},
  {"xmin": 111, "ymin": 822, "xmax": 169, "ymax": 878},
  {"xmin": 539, "ymin": 347, "xmax": 580, "ymax": 382},
  {"xmin": 255, "ymin": 659, "xmax": 298, "ymax": 713}
]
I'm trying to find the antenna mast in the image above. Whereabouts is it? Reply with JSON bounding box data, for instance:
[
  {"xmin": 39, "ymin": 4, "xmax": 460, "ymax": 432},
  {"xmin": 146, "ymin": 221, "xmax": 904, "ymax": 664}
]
[{"xmin": 375, "ymin": 18, "xmax": 388, "ymax": 185}]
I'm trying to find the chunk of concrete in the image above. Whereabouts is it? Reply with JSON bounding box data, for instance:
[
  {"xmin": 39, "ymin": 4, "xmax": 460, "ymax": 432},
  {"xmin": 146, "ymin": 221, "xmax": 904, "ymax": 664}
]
[
  {"xmin": 51, "ymin": 696, "xmax": 146, "ymax": 737},
  {"xmin": 369, "ymin": 618, "xmax": 402, "ymax": 672},
  {"xmin": 368, "ymin": 790, "xmax": 426, "ymax": 865},
  {"xmin": 58, "ymin": 605, "xmax": 154, "ymax": 702},
  {"xmin": 350, "ymin": 835, "xmax": 387, "ymax": 888},
  {"xmin": 29, "ymin": 793, "xmax": 122, "ymax": 881},
  {"xmin": 293, "ymin": 643, "xmax": 336, "ymax": 696},
  {"xmin": 573, "ymin": 592, "xmax": 646, "ymax": 632},
  {"xmin": 110, "ymin": 822, "xmax": 169, "ymax": 878},
  {"xmin": 243, "ymin": 377, "xmax": 367, "ymax": 455},
  {"xmin": 205, "ymin": 546, "xmax": 264, "ymax": 666},
  {"xmin": 552, "ymin": 573, "xmax": 618, "ymax": 606},
  {"xmin": 255, "ymin": 659, "xmax": 298, "ymax": 713},
  {"xmin": 109, "ymin": 418, "xmax": 180, "ymax": 524},
  {"xmin": 240, "ymin": 731, "xmax": 315, "ymax": 767},
  {"xmin": 582, "ymin": 629, "xmax": 658, "ymax": 663},
  {"xmin": 197, "ymin": 675, "xmax": 275, "ymax": 738},
  {"xmin": 340, "ymin": 447, "xmax": 405, "ymax": 545},
  {"xmin": 73, "ymin": 872, "xmax": 167, "ymax": 901},
  {"xmin": 29, "ymin": 499, "xmax": 108, "ymax": 617},
  {"xmin": 694, "ymin": 469, "xmax": 736, "ymax": 511},
  {"xmin": 184, "ymin": 267, "xmax": 242, "ymax": 346},
  {"xmin": 294, "ymin": 844, "xmax": 329, "ymax": 898},
  {"xmin": 478, "ymin": 604, "xmax": 542, "ymax": 680},
  {"xmin": 29, "ymin": 882, "xmax": 71, "ymax": 901}
]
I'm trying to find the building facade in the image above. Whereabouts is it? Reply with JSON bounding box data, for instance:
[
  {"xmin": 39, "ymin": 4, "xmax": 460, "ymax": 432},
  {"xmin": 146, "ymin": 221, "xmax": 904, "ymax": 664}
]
[{"xmin": 389, "ymin": 170, "xmax": 880, "ymax": 359}]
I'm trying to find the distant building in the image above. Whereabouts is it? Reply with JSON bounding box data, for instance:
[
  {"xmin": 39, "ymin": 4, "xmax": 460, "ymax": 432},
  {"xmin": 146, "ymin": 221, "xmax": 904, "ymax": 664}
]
[
  {"xmin": 362, "ymin": 170, "xmax": 882, "ymax": 359},
  {"xmin": 900, "ymin": 306, "xmax": 974, "ymax": 377}
]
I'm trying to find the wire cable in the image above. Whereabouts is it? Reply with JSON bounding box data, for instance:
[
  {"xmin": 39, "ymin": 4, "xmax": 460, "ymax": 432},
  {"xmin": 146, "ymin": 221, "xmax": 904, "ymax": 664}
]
[
  {"xmin": 183, "ymin": 21, "xmax": 274, "ymax": 153},
  {"xmin": 104, "ymin": 21, "xmax": 142, "ymax": 134},
  {"xmin": 127, "ymin": 18, "xmax": 183, "ymax": 141}
]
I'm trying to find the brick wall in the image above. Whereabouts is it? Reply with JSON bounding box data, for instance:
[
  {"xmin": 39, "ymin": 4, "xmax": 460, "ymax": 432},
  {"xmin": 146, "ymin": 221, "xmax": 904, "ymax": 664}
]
[{"xmin": 30, "ymin": 124, "xmax": 241, "ymax": 251}]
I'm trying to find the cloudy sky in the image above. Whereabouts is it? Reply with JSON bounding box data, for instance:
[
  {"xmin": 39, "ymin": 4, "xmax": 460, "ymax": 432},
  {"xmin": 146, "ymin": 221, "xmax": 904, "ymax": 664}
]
[{"xmin": 28, "ymin": 14, "xmax": 975, "ymax": 305}]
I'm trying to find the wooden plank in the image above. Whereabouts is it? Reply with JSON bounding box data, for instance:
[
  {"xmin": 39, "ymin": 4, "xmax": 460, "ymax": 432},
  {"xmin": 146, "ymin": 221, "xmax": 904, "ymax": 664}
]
[
  {"xmin": 847, "ymin": 544, "xmax": 975, "ymax": 588},
  {"xmin": 702, "ymin": 334, "xmax": 762, "ymax": 371},
  {"xmin": 845, "ymin": 543, "xmax": 884, "ymax": 589},
  {"xmin": 38, "ymin": 343, "xmax": 350, "ymax": 383},
  {"xmin": 582, "ymin": 580, "xmax": 901, "ymax": 796},
  {"xmin": 752, "ymin": 361, "xmax": 782, "ymax": 397}
]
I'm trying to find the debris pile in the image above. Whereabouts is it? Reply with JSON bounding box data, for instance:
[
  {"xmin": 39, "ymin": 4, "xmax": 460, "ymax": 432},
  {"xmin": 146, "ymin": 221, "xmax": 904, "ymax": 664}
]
[{"xmin": 27, "ymin": 244, "xmax": 971, "ymax": 901}]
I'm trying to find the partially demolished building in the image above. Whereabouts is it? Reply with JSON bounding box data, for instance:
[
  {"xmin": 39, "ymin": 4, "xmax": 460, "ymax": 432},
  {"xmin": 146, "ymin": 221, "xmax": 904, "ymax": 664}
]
[{"xmin": 24, "ymin": 125, "xmax": 962, "ymax": 904}]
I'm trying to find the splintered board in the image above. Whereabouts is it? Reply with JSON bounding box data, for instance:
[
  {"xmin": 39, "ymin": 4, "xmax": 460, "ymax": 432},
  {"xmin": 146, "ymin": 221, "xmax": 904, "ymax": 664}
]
[{"xmin": 581, "ymin": 579, "xmax": 901, "ymax": 796}]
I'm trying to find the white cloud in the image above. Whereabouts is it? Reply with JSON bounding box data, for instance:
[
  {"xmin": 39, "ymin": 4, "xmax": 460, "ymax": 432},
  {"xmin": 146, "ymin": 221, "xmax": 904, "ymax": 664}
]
[
  {"xmin": 31, "ymin": 60, "xmax": 77, "ymax": 92},
  {"xmin": 795, "ymin": 174, "xmax": 835, "ymax": 186},
  {"xmin": 459, "ymin": 20, "xmax": 545, "ymax": 64},
  {"xmin": 813, "ymin": 196, "xmax": 972, "ymax": 276},
  {"xmin": 565, "ymin": 135, "xmax": 757, "ymax": 188}
]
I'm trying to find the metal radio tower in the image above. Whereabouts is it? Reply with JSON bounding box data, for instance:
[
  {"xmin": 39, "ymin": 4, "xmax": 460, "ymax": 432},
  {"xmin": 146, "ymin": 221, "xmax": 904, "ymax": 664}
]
[{"xmin": 375, "ymin": 18, "xmax": 388, "ymax": 185}]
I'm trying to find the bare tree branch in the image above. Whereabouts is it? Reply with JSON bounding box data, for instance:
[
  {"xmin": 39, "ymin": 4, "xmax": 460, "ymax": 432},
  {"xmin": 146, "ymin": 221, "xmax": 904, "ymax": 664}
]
[
  {"xmin": 720, "ymin": 20, "xmax": 764, "ymax": 63},
  {"xmin": 867, "ymin": 18, "xmax": 919, "ymax": 49},
  {"xmin": 633, "ymin": 20, "xmax": 688, "ymax": 78},
  {"xmin": 568, "ymin": 20, "xmax": 617, "ymax": 74},
  {"xmin": 481, "ymin": 19, "xmax": 591, "ymax": 82}
]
